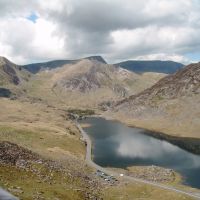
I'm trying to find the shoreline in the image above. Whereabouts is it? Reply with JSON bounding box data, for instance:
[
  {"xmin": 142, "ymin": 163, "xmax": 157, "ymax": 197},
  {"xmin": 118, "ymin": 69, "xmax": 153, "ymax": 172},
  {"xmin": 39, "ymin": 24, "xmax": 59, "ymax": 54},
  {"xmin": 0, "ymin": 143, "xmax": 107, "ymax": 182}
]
[{"xmin": 75, "ymin": 119, "xmax": 200, "ymax": 199}]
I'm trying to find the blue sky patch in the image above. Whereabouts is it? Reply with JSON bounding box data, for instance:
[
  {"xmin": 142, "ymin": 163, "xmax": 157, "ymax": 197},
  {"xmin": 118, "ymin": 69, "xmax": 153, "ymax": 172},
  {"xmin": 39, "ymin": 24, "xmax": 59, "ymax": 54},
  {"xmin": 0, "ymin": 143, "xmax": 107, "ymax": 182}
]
[
  {"xmin": 185, "ymin": 53, "xmax": 200, "ymax": 62},
  {"xmin": 27, "ymin": 12, "xmax": 38, "ymax": 23}
]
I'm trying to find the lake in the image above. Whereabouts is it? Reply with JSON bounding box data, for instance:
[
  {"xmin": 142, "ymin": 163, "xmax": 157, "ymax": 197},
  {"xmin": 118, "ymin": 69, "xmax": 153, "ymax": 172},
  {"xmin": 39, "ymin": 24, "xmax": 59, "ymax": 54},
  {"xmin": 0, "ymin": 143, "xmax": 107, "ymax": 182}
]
[{"xmin": 80, "ymin": 117, "xmax": 200, "ymax": 189}]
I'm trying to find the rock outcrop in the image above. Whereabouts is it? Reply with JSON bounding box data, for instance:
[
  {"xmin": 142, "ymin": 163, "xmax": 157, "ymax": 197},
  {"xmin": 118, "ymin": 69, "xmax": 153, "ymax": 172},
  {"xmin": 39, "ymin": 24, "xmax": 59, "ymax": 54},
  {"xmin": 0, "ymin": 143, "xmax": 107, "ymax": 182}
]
[
  {"xmin": 52, "ymin": 59, "xmax": 165, "ymax": 99},
  {"xmin": 116, "ymin": 62, "xmax": 200, "ymax": 107},
  {"xmin": 0, "ymin": 57, "xmax": 30, "ymax": 86}
]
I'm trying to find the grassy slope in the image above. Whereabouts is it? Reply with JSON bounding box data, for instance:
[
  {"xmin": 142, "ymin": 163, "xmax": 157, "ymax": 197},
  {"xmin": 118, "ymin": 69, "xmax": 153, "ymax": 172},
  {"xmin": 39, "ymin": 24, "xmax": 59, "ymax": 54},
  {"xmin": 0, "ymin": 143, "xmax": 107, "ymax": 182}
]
[
  {"xmin": 0, "ymin": 164, "xmax": 84, "ymax": 200},
  {"xmin": 0, "ymin": 98, "xmax": 85, "ymax": 158},
  {"xmin": 0, "ymin": 98, "xmax": 90, "ymax": 199},
  {"xmin": 108, "ymin": 94, "xmax": 200, "ymax": 138},
  {"xmin": 103, "ymin": 182, "xmax": 194, "ymax": 200}
]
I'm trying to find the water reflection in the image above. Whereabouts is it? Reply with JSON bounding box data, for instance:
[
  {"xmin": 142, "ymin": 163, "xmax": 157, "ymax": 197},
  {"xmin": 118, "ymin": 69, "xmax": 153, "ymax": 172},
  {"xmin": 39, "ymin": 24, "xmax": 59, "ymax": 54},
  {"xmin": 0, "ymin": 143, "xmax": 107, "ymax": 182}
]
[
  {"xmin": 117, "ymin": 135, "xmax": 177, "ymax": 159},
  {"xmin": 81, "ymin": 117, "xmax": 200, "ymax": 188}
]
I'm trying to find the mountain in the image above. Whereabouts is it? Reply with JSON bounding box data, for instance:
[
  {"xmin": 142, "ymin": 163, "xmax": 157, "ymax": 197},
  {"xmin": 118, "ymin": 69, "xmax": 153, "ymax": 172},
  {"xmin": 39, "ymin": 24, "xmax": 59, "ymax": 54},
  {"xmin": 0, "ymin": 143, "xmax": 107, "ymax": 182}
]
[
  {"xmin": 22, "ymin": 56, "xmax": 107, "ymax": 73},
  {"xmin": 23, "ymin": 58, "xmax": 165, "ymax": 109},
  {"xmin": 0, "ymin": 56, "xmax": 197, "ymax": 199},
  {"xmin": 115, "ymin": 60, "xmax": 184, "ymax": 74},
  {"xmin": 111, "ymin": 62, "xmax": 200, "ymax": 138},
  {"xmin": 49, "ymin": 59, "xmax": 167, "ymax": 106},
  {"xmin": 0, "ymin": 56, "xmax": 30, "ymax": 86}
]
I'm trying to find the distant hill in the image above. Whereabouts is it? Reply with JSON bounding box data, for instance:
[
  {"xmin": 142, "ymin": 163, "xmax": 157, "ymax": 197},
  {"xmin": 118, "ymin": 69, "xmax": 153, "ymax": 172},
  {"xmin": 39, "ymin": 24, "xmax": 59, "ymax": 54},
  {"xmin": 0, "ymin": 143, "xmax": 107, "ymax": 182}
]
[
  {"xmin": 23, "ymin": 57, "xmax": 183, "ymax": 74},
  {"xmin": 115, "ymin": 60, "xmax": 184, "ymax": 74},
  {"xmin": 23, "ymin": 56, "xmax": 107, "ymax": 73}
]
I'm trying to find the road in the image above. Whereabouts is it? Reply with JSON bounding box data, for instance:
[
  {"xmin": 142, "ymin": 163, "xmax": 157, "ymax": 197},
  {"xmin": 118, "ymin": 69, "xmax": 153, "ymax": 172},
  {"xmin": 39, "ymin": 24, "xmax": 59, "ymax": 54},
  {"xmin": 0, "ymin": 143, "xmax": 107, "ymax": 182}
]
[{"xmin": 75, "ymin": 121, "xmax": 200, "ymax": 200}]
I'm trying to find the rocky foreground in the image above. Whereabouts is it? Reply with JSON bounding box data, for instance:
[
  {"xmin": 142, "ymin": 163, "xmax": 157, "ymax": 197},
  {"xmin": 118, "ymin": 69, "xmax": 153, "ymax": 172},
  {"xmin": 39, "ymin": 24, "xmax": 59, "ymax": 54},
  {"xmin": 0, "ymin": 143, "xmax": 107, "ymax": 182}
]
[
  {"xmin": 0, "ymin": 141, "xmax": 102, "ymax": 200},
  {"xmin": 108, "ymin": 165, "xmax": 177, "ymax": 183}
]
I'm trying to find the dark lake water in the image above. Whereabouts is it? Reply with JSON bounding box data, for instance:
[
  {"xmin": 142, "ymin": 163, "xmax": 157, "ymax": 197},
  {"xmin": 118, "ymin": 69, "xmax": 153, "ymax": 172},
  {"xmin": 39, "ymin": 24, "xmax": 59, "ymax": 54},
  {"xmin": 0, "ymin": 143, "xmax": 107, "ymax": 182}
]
[{"xmin": 80, "ymin": 117, "xmax": 200, "ymax": 189}]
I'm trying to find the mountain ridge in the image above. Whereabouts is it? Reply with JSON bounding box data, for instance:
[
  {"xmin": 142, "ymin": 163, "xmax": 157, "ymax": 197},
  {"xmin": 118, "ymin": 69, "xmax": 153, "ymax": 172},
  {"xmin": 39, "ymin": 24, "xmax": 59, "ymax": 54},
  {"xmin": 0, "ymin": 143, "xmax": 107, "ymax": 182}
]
[
  {"xmin": 0, "ymin": 56, "xmax": 30, "ymax": 86},
  {"xmin": 115, "ymin": 60, "xmax": 184, "ymax": 74},
  {"xmin": 22, "ymin": 56, "xmax": 107, "ymax": 73},
  {"xmin": 116, "ymin": 62, "xmax": 200, "ymax": 106},
  {"xmin": 22, "ymin": 56, "xmax": 183, "ymax": 74}
]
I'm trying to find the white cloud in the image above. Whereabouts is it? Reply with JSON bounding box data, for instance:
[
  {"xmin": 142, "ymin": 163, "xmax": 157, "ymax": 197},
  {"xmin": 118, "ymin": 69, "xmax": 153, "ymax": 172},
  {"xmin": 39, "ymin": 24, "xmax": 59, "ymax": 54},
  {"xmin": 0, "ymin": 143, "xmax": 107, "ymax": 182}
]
[
  {"xmin": 135, "ymin": 53, "xmax": 189, "ymax": 63},
  {"xmin": 0, "ymin": 0, "xmax": 37, "ymax": 18},
  {"xmin": 117, "ymin": 134, "xmax": 177, "ymax": 159},
  {"xmin": 0, "ymin": 16, "xmax": 66, "ymax": 64},
  {"xmin": 0, "ymin": 0, "xmax": 200, "ymax": 64},
  {"xmin": 32, "ymin": 18, "xmax": 66, "ymax": 59},
  {"xmin": 0, "ymin": 18, "xmax": 35, "ymax": 63}
]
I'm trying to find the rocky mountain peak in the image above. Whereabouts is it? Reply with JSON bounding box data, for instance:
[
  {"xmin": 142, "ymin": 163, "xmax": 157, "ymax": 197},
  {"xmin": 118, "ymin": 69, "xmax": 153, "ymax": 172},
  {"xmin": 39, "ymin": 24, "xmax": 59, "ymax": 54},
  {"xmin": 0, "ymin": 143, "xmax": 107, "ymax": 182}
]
[
  {"xmin": 84, "ymin": 56, "xmax": 107, "ymax": 64},
  {"xmin": 0, "ymin": 57, "xmax": 20, "ymax": 85},
  {"xmin": 0, "ymin": 56, "xmax": 5, "ymax": 61},
  {"xmin": 0, "ymin": 56, "xmax": 9, "ymax": 64},
  {"xmin": 0, "ymin": 56, "xmax": 29, "ymax": 85},
  {"xmin": 53, "ymin": 60, "xmax": 128, "ymax": 96}
]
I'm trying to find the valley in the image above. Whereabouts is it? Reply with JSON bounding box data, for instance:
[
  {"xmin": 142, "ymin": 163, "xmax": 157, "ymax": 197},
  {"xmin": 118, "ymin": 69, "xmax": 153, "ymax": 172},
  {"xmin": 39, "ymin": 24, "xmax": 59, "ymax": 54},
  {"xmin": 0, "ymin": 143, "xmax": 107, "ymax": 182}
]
[{"xmin": 0, "ymin": 56, "xmax": 199, "ymax": 200}]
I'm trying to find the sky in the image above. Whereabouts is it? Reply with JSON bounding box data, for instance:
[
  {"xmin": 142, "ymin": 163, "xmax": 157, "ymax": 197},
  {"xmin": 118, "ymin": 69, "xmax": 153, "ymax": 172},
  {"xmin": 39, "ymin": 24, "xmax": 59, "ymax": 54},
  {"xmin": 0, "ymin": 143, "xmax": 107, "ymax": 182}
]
[{"xmin": 0, "ymin": 0, "xmax": 200, "ymax": 64}]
